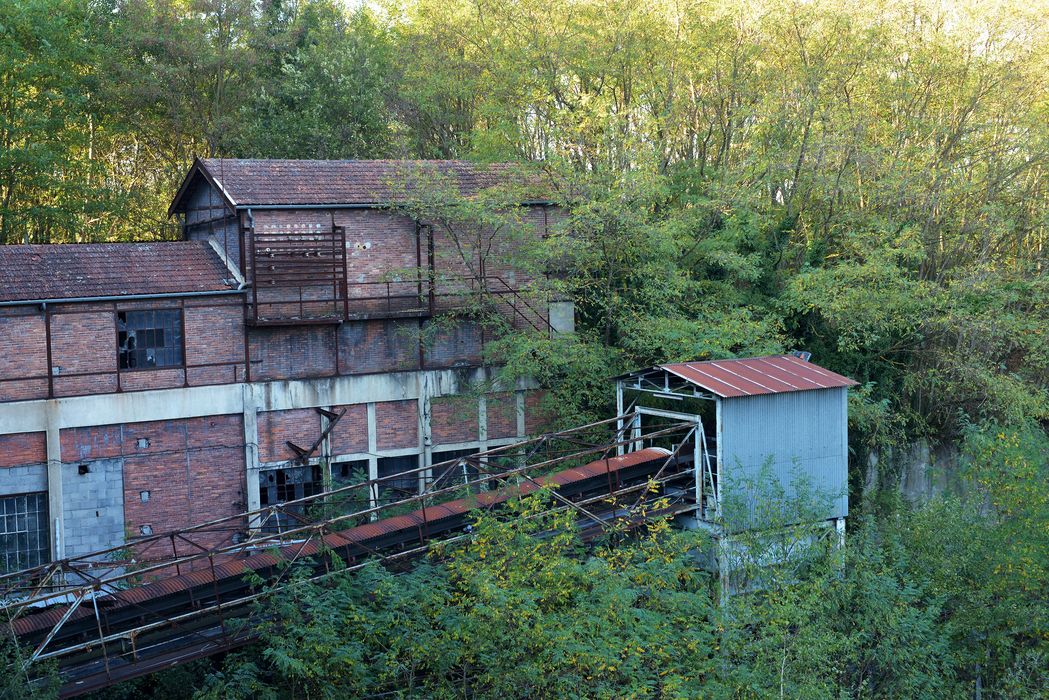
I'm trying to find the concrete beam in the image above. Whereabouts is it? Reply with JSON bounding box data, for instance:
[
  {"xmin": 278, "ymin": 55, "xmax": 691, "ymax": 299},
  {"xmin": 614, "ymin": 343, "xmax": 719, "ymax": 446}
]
[{"xmin": 0, "ymin": 368, "xmax": 538, "ymax": 436}]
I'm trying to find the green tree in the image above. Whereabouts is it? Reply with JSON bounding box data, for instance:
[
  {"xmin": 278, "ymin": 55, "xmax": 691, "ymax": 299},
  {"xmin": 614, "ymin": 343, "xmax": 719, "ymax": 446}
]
[
  {"xmin": 0, "ymin": 0, "xmax": 105, "ymax": 243},
  {"xmin": 226, "ymin": 4, "xmax": 397, "ymax": 159}
]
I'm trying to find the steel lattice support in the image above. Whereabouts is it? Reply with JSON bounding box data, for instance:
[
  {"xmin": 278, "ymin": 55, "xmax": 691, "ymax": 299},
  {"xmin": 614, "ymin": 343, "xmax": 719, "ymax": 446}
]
[{"xmin": 2, "ymin": 411, "xmax": 709, "ymax": 697}]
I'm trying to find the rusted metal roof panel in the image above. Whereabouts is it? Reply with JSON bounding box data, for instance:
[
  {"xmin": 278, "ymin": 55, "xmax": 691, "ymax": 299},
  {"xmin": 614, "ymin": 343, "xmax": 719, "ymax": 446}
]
[{"xmin": 660, "ymin": 355, "xmax": 857, "ymax": 398}]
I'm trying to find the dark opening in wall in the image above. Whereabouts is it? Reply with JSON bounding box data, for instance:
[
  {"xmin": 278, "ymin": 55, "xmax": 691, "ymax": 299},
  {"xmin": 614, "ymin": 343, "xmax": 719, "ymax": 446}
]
[
  {"xmin": 429, "ymin": 448, "xmax": 481, "ymax": 490},
  {"xmin": 330, "ymin": 459, "xmax": 371, "ymax": 518},
  {"xmin": 259, "ymin": 464, "xmax": 323, "ymax": 533},
  {"xmin": 376, "ymin": 455, "xmax": 420, "ymax": 505}
]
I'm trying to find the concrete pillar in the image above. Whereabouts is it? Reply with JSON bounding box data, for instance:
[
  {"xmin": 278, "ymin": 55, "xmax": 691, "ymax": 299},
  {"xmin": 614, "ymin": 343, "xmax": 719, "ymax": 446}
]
[
  {"xmin": 366, "ymin": 402, "xmax": 378, "ymax": 508},
  {"xmin": 515, "ymin": 390, "xmax": 526, "ymax": 439},
  {"xmin": 319, "ymin": 408, "xmax": 334, "ymax": 491},
  {"xmin": 420, "ymin": 377, "xmax": 433, "ymax": 469},
  {"xmin": 615, "ymin": 380, "xmax": 625, "ymax": 456},
  {"xmin": 478, "ymin": 394, "xmax": 488, "ymax": 449},
  {"xmin": 243, "ymin": 384, "xmax": 261, "ymax": 530},
  {"xmin": 44, "ymin": 401, "xmax": 64, "ymax": 562}
]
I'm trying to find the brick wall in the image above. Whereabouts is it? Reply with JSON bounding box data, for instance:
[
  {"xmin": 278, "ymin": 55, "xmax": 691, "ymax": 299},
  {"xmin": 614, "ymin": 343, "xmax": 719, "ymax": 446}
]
[
  {"xmin": 329, "ymin": 403, "xmax": 369, "ymax": 455},
  {"xmin": 375, "ymin": 400, "xmax": 418, "ymax": 450},
  {"xmin": 423, "ymin": 318, "xmax": 484, "ymax": 368},
  {"xmin": 184, "ymin": 300, "xmax": 246, "ymax": 385},
  {"xmin": 118, "ymin": 416, "xmax": 246, "ymax": 548},
  {"xmin": 339, "ymin": 319, "xmax": 420, "ymax": 374},
  {"xmin": 257, "ymin": 408, "xmax": 323, "ymax": 464},
  {"xmin": 524, "ymin": 390, "xmax": 554, "ymax": 435},
  {"xmin": 0, "ymin": 431, "xmax": 46, "ymax": 469},
  {"xmin": 486, "ymin": 393, "xmax": 518, "ymax": 440},
  {"xmin": 0, "ymin": 311, "xmax": 48, "ymax": 401},
  {"xmin": 61, "ymin": 416, "xmax": 246, "ymax": 540},
  {"xmin": 431, "ymin": 395, "xmax": 479, "ymax": 445},
  {"xmin": 61, "ymin": 425, "xmax": 124, "ymax": 462},
  {"xmin": 249, "ymin": 326, "xmax": 337, "ymax": 381},
  {"xmin": 1, "ymin": 298, "xmax": 246, "ymax": 403},
  {"xmin": 50, "ymin": 310, "xmax": 118, "ymax": 397},
  {"xmin": 336, "ymin": 209, "xmax": 420, "ymax": 291}
]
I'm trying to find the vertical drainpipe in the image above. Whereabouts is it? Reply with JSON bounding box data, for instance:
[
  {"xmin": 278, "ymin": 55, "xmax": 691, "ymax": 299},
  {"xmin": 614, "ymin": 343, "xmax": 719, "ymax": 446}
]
[{"xmin": 43, "ymin": 302, "xmax": 54, "ymax": 399}]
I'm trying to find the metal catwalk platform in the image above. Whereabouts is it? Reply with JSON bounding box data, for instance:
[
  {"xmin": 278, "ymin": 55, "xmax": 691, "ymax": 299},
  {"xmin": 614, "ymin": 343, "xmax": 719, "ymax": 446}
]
[{"xmin": 1, "ymin": 412, "xmax": 708, "ymax": 697}]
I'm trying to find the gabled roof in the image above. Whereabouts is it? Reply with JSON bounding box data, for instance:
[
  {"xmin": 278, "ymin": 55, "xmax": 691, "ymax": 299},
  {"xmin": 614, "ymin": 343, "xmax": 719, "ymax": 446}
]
[
  {"xmin": 169, "ymin": 158, "xmax": 548, "ymax": 214},
  {"xmin": 0, "ymin": 242, "xmax": 237, "ymax": 304},
  {"xmin": 620, "ymin": 355, "xmax": 858, "ymax": 399}
]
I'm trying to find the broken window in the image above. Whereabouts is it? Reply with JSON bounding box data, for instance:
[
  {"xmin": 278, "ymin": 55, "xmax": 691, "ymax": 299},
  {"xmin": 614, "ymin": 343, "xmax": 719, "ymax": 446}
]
[
  {"xmin": 429, "ymin": 448, "xmax": 481, "ymax": 490},
  {"xmin": 376, "ymin": 455, "xmax": 420, "ymax": 505},
  {"xmin": 118, "ymin": 310, "xmax": 184, "ymax": 370},
  {"xmin": 329, "ymin": 459, "xmax": 372, "ymax": 518},
  {"xmin": 0, "ymin": 492, "xmax": 50, "ymax": 573},
  {"xmin": 258, "ymin": 465, "xmax": 324, "ymax": 533}
]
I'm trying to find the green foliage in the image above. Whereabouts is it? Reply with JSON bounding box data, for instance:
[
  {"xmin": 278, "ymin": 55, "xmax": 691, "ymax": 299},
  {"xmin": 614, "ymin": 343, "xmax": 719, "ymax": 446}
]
[
  {"xmin": 0, "ymin": 635, "xmax": 57, "ymax": 699},
  {"xmin": 183, "ymin": 435, "xmax": 1049, "ymax": 698},
  {"xmin": 196, "ymin": 497, "xmax": 719, "ymax": 699},
  {"xmin": 0, "ymin": 0, "xmax": 106, "ymax": 243},
  {"xmin": 226, "ymin": 5, "xmax": 396, "ymax": 159}
]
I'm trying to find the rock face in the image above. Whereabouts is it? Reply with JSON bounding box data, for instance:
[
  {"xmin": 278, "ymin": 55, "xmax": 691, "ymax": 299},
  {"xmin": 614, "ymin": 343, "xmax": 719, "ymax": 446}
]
[{"xmin": 863, "ymin": 440, "xmax": 966, "ymax": 504}]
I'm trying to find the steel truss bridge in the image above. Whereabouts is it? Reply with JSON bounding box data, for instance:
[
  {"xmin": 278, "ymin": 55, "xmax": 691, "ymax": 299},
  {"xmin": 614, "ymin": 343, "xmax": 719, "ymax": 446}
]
[{"xmin": 2, "ymin": 411, "xmax": 715, "ymax": 697}]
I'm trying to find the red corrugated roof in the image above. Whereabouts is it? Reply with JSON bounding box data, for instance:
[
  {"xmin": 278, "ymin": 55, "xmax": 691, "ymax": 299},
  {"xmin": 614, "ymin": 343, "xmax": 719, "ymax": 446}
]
[
  {"xmin": 659, "ymin": 355, "xmax": 858, "ymax": 398},
  {"xmin": 0, "ymin": 241, "xmax": 236, "ymax": 303}
]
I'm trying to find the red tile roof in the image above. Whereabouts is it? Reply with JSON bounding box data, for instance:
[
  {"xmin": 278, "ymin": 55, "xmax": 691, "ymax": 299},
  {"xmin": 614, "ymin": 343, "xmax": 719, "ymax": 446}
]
[
  {"xmin": 0, "ymin": 241, "xmax": 237, "ymax": 303},
  {"xmin": 658, "ymin": 355, "xmax": 858, "ymax": 398},
  {"xmin": 183, "ymin": 158, "xmax": 544, "ymax": 209}
]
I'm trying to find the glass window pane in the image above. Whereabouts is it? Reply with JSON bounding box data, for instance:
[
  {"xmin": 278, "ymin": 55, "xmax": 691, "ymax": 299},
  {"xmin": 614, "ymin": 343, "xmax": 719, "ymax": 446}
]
[
  {"xmin": 116, "ymin": 310, "xmax": 184, "ymax": 369},
  {"xmin": 0, "ymin": 492, "xmax": 50, "ymax": 574}
]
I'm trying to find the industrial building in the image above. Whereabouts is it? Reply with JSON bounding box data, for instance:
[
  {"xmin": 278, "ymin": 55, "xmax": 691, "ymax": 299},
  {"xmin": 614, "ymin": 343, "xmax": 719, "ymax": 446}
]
[
  {"xmin": 1, "ymin": 353, "xmax": 859, "ymax": 695},
  {"xmin": 0, "ymin": 158, "xmax": 569, "ymax": 573},
  {"xmin": 0, "ymin": 158, "xmax": 859, "ymax": 695}
]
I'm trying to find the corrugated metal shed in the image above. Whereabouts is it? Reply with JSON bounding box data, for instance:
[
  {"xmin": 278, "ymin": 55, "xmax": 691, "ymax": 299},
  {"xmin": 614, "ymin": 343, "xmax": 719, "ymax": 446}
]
[
  {"xmin": 659, "ymin": 355, "xmax": 857, "ymax": 398},
  {"xmin": 615, "ymin": 355, "xmax": 856, "ymax": 525}
]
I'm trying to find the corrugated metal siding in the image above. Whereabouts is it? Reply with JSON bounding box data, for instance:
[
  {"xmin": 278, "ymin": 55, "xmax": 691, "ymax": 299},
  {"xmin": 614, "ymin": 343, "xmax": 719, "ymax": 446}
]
[{"xmin": 719, "ymin": 387, "xmax": 848, "ymax": 523}]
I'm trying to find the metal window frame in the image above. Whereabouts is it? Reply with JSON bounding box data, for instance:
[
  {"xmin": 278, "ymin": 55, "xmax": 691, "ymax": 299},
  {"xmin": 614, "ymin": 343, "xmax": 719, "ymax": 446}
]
[
  {"xmin": 0, "ymin": 491, "xmax": 51, "ymax": 574},
  {"xmin": 116, "ymin": 308, "xmax": 186, "ymax": 372}
]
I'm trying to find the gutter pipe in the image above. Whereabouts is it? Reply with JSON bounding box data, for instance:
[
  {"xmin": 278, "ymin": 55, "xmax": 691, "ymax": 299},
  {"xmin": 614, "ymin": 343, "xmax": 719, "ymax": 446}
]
[{"xmin": 0, "ymin": 288, "xmax": 249, "ymax": 308}]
